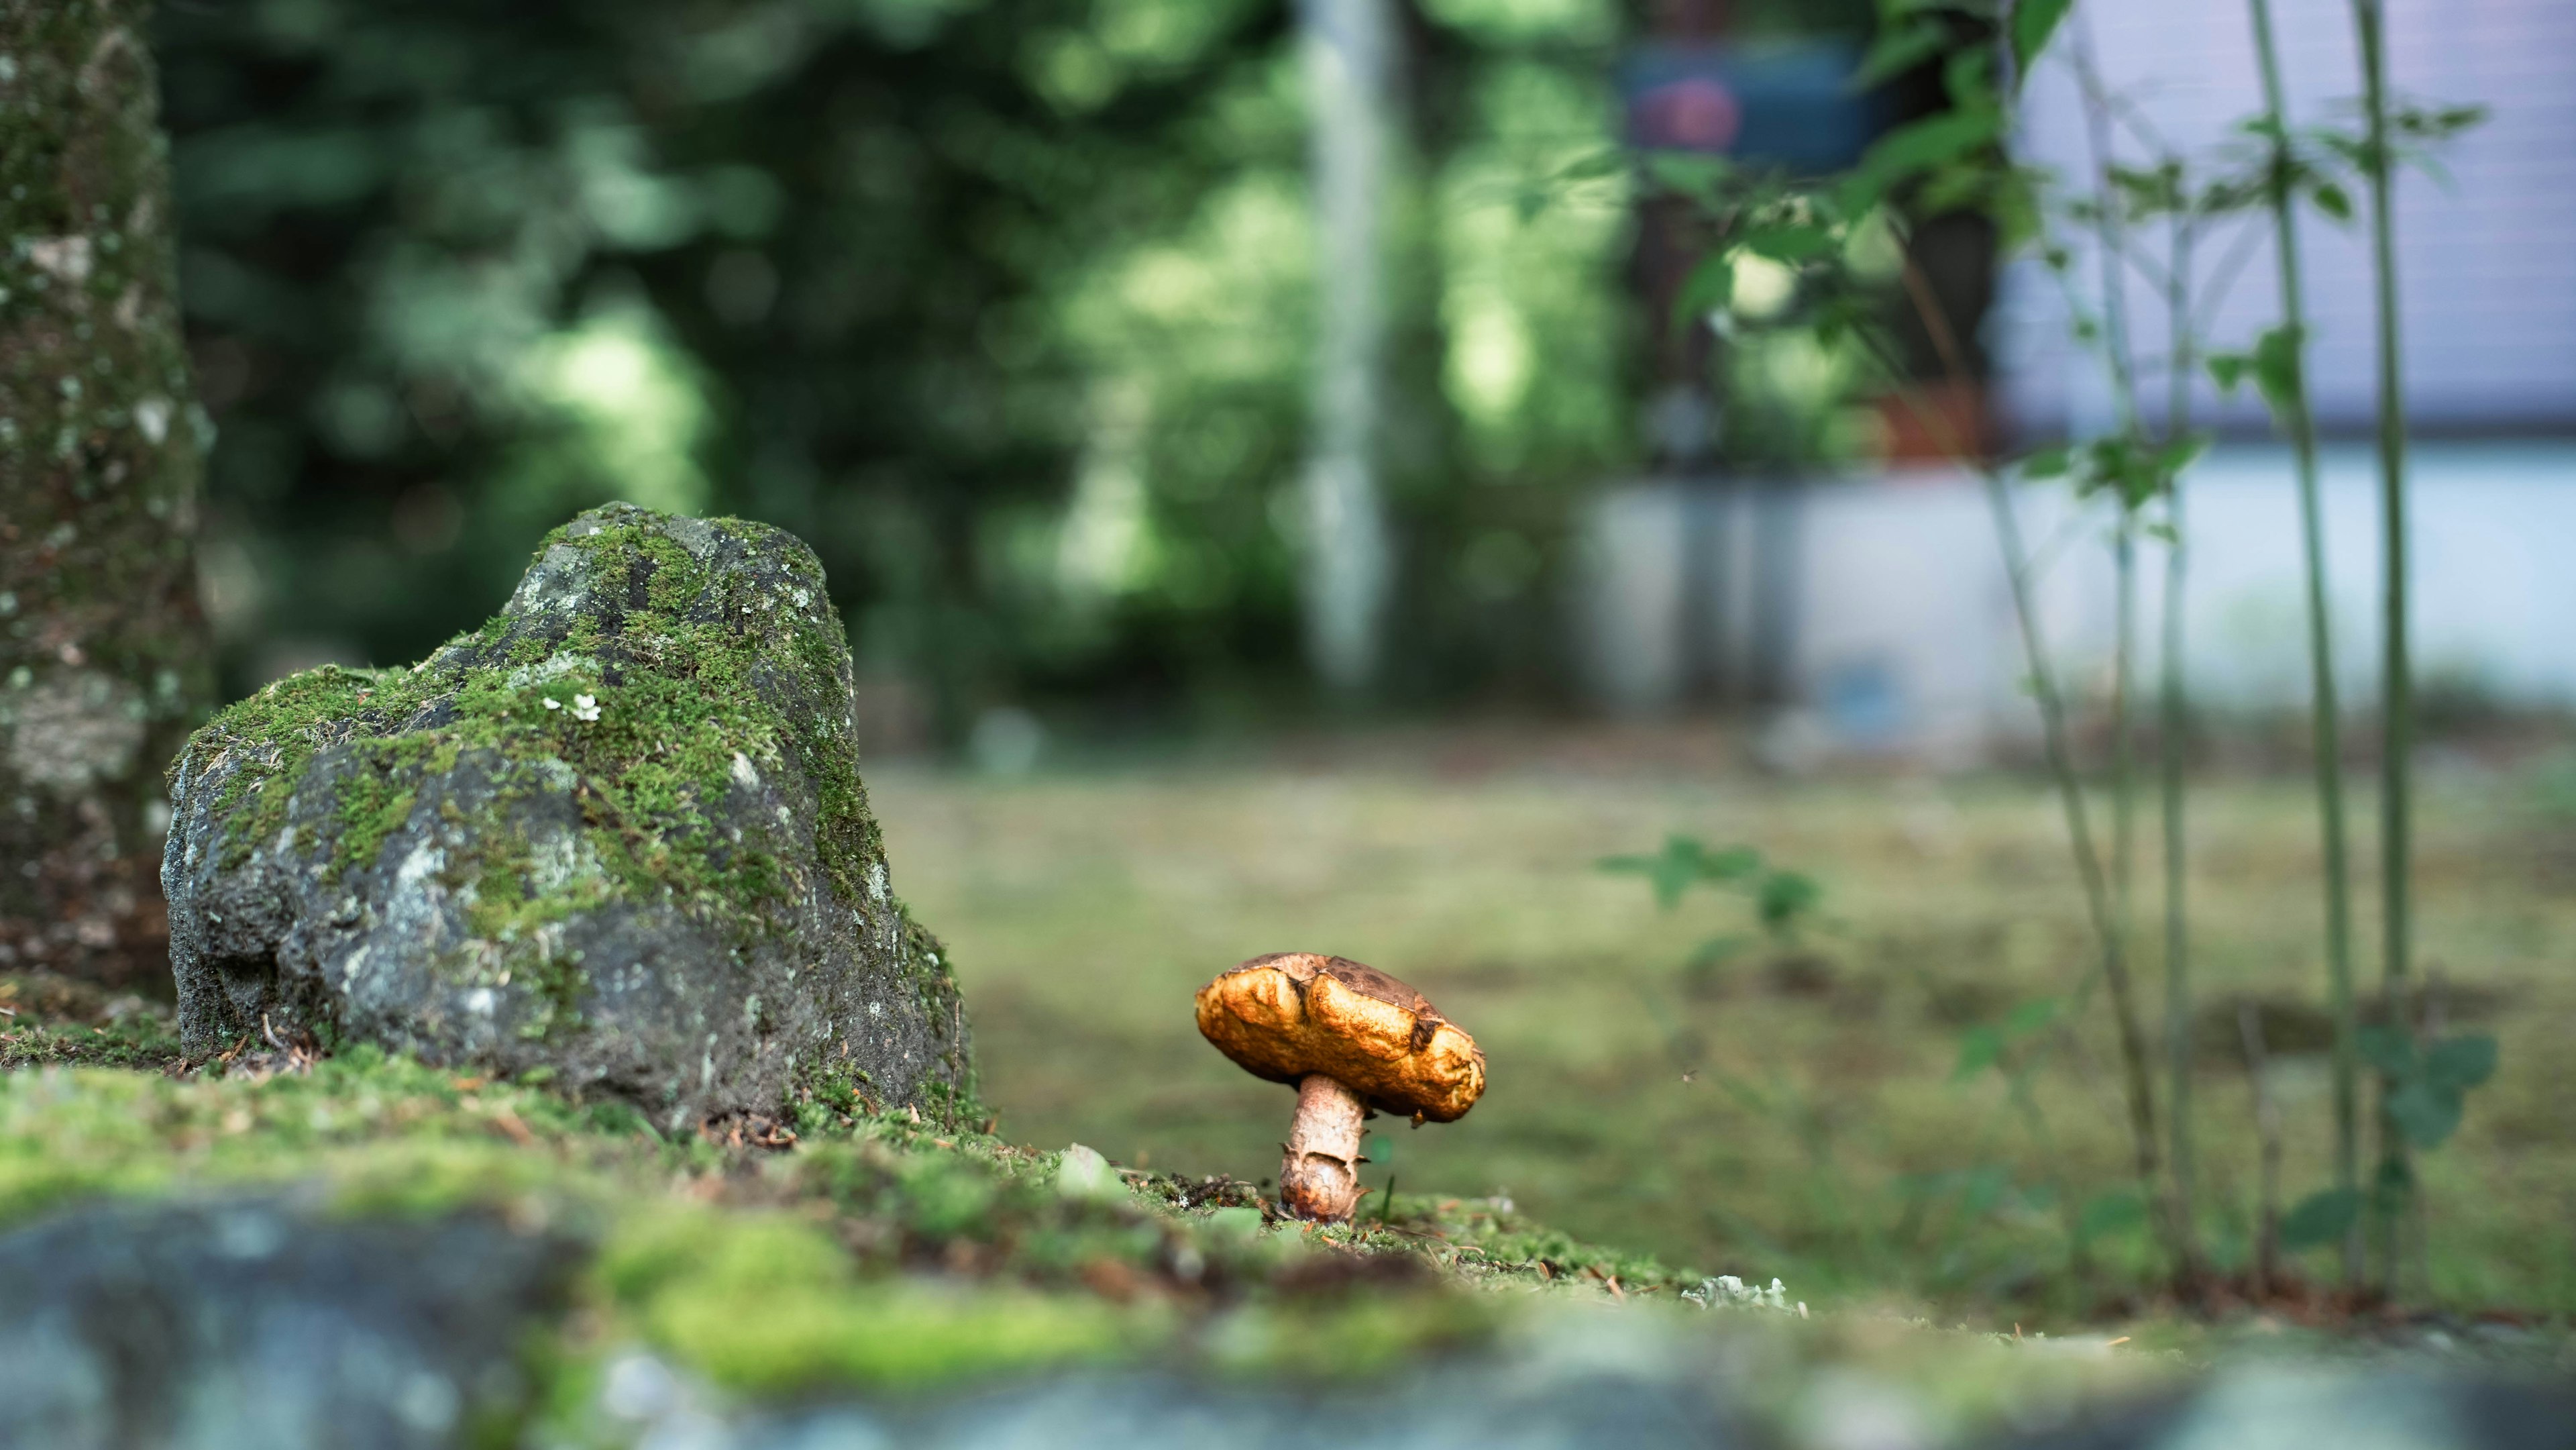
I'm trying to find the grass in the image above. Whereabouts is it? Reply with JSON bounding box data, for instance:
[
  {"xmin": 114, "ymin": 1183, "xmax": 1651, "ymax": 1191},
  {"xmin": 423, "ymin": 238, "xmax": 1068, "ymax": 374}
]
[
  {"xmin": 1, "ymin": 976, "xmax": 2216, "ymax": 1444},
  {"xmin": 0, "ymin": 964, "xmax": 1768, "ymax": 1413},
  {"xmin": 869, "ymin": 737, "xmax": 2576, "ymax": 1325},
  {"xmin": 6, "ymin": 739, "xmax": 2571, "ymax": 1432}
]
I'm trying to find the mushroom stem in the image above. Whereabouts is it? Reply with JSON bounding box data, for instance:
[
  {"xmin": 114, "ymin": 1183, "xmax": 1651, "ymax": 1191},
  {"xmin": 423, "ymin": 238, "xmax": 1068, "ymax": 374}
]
[{"xmin": 1279, "ymin": 1073, "xmax": 1367, "ymax": 1221}]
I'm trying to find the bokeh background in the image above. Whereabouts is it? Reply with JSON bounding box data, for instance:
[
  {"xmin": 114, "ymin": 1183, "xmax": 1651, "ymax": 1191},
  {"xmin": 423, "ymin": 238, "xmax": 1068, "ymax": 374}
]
[{"xmin": 152, "ymin": 0, "xmax": 2576, "ymax": 1320}]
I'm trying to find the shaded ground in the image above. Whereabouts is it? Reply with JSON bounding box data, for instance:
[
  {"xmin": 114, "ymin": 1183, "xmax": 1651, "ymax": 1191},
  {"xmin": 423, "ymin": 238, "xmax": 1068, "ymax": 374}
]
[
  {"xmin": 869, "ymin": 730, "xmax": 2576, "ymax": 1324},
  {"xmin": 0, "ymin": 986, "xmax": 2210, "ymax": 1447},
  {"xmin": 5, "ymin": 736, "xmax": 2573, "ymax": 1443}
]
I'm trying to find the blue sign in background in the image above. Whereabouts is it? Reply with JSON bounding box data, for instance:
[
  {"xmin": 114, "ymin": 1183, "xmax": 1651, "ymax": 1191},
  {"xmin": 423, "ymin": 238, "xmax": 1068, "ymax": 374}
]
[{"xmin": 1619, "ymin": 41, "xmax": 1881, "ymax": 174}]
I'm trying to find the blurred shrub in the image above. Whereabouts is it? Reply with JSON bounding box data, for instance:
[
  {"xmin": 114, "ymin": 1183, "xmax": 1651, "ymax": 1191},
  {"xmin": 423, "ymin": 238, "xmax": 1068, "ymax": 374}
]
[{"xmin": 159, "ymin": 0, "xmax": 1646, "ymax": 735}]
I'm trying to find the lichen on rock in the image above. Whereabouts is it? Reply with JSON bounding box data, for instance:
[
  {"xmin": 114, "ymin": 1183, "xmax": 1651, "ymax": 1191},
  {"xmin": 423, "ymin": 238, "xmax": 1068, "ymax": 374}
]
[{"xmin": 161, "ymin": 504, "xmax": 973, "ymax": 1130}]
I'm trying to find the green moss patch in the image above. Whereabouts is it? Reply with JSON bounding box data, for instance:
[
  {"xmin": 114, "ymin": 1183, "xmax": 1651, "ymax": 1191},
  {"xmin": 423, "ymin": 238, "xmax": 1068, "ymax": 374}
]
[
  {"xmin": 0, "ymin": 1027, "xmax": 1752, "ymax": 1408},
  {"xmin": 0, "ymin": 974, "xmax": 181, "ymax": 1072},
  {"xmin": 174, "ymin": 507, "xmax": 881, "ymax": 953}
]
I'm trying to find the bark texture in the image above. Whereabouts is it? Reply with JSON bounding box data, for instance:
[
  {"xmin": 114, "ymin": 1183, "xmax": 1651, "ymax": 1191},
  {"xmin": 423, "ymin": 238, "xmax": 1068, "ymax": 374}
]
[{"xmin": 0, "ymin": 0, "xmax": 211, "ymax": 990}]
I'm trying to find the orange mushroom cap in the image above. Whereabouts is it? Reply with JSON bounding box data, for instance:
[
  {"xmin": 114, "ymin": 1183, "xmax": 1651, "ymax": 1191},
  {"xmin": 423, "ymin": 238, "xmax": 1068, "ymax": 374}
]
[{"xmin": 1195, "ymin": 953, "xmax": 1486, "ymax": 1123}]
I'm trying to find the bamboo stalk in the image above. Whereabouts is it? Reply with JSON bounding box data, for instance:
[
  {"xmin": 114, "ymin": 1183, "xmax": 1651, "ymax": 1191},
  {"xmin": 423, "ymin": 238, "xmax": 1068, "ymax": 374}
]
[
  {"xmin": 2160, "ymin": 209, "xmax": 2201, "ymax": 1282},
  {"xmin": 2349, "ymin": 0, "xmax": 2414, "ymax": 1298},
  {"xmin": 2249, "ymin": 0, "xmax": 2363, "ymax": 1288},
  {"xmin": 2067, "ymin": 25, "xmax": 2166, "ymax": 1218},
  {"xmin": 1870, "ymin": 260, "xmax": 2160, "ymax": 1204}
]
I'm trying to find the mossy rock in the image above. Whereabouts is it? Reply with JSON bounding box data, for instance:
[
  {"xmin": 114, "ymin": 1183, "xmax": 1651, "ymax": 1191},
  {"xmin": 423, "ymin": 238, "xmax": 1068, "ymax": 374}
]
[{"xmin": 160, "ymin": 505, "xmax": 972, "ymax": 1130}]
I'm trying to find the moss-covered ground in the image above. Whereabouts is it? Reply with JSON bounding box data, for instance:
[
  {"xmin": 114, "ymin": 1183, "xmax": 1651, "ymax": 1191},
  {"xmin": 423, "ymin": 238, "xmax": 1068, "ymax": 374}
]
[
  {"xmin": 35, "ymin": 988, "xmax": 2337, "ymax": 1450},
  {"xmin": 0, "ymin": 970, "xmax": 2215, "ymax": 1444},
  {"xmin": 11, "ymin": 724, "xmax": 2575, "ymax": 1437},
  {"xmin": 0, "ymin": 970, "xmax": 1737, "ymax": 1402},
  {"xmin": 865, "ymin": 731, "xmax": 2576, "ymax": 1329}
]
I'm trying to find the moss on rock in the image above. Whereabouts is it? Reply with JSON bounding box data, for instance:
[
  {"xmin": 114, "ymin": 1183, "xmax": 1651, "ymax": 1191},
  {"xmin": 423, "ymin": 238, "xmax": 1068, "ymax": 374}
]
[{"xmin": 161, "ymin": 505, "xmax": 973, "ymax": 1131}]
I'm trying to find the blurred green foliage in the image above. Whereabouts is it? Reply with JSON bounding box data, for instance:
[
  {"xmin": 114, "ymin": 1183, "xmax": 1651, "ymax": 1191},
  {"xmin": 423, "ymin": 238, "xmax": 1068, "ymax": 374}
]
[{"xmin": 157, "ymin": 0, "xmax": 1660, "ymax": 733}]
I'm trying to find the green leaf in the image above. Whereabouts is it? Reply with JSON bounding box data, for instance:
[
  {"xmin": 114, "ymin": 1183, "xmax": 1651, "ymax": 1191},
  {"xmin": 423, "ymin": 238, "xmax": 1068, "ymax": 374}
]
[
  {"xmin": 1672, "ymin": 252, "xmax": 1735, "ymax": 331},
  {"xmin": 1952, "ymin": 1025, "xmax": 2005, "ymax": 1083},
  {"xmin": 2077, "ymin": 1188, "xmax": 2148, "ymax": 1242},
  {"xmin": 2205, "ymin": 352, "xmax": 2252, "ymax": 395},
  {"xmin": 1849, "ymin": 21, "xmax": 1948, "ymax": 91},
  {"xmin": 2251, "ymin": 323, "xmax": 2306, "ymax": 417},
  {"xmin": 2002, "ymin": 997, "xmax": 2057, "ymax": 1039},
  {"xmin": 2020, "ymin": 445, "xmax": 2074, "ymax": 480},
  {"xmin": 1756, "ymin": 870, "xmax": 1822, "ymax": 933},
  {"xmin": 1941, "ymin": 47, "xmax": 1994, "ymax": 112},
  {"xmin": 1601, "ymin": 835, "xmax": 1718, "ymax": 911},
  {"xmin": 2388, "ymin": 1080, "xmax": 2464, "ymax": 1150},
  {"xmin": 2010, "ymin": 0, "xmax": 2076, "ymax": 78},
  {"xmin": 2153, "ymin": 433, "xmax": 2212, "ymax": 478},
  {"xmin": 2355, "ymin": 1023, "xmax": 2418, "ymax": 1080},
  {"xmin": 2423, "ymin": 1033, "xmax": 2498, "ymax": 1092},
  {"xmin": 1555, "ymin": 148, "xmax": 1629, "ymax": 182},
  {"xmin": 2310, "ymin": 180, "xmax": 2354, "ymax": 223},
  {"xmin": 1644, "ymin": 151, "xmax": 1731, "ymax": 205},
  {"xmin": 1701, "ymin": 845, "xmax": 1764, "ymax": 882},
  {"xmin": 2278, "ymin": 1187, "xmax": 2361, "ymax": 1250},
  {"xmin": 1739, "ymin": 222, "xmax": 1838, "ymax": 264},
  {"xmin": 1837, "ymin": 109, "xmax": 2002, "ymax": 215}
]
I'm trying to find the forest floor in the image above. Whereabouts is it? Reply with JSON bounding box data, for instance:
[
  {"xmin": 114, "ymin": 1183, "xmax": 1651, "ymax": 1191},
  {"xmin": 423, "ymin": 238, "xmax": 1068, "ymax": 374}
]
[
  {"xmin": 870, "ymin": 725, "xmax": 2576, "ymax": 1331},
  {"xmin": 5, "ymin": 729, "xmax": 2572, "ymax": 1437},
  {"xmin": 1, "ymin": 971, "xmax": 2203, "ymax": 1443}
]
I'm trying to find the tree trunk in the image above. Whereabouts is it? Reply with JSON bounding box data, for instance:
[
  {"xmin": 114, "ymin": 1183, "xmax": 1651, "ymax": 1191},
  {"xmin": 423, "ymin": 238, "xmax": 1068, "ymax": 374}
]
[
  {"xmin": 1296, "ymin": 0, "xmax": 1395, "ymax": 695},
  {"xmin": 0, "ymin": 0, "xmax": 210, "ymax": 992}
]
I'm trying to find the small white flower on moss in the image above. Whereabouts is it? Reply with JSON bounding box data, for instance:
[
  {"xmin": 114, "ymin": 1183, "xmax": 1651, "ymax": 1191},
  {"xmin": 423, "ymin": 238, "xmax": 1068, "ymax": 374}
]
[
  {"xmin": 542, "ymin": 697, "xmax": 561, "ymax": 711},
  {"xmin": 572, "ymin": 693, "xmax": 600, "ymax": 722},
  {"xmin": 1682, "ymin": 1275, "xmax": 1793, "ymax": 1312}
]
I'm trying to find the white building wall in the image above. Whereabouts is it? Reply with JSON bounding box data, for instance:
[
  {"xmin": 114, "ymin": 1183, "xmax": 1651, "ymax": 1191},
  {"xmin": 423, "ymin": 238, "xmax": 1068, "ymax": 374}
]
[
  {"xmin": 1997, "ymin": 0, "xmax": 2576, "ymax": 437},
  {"xmin": 1578, "ymin": 445, "xmax": 2576, "ymax": 753}
]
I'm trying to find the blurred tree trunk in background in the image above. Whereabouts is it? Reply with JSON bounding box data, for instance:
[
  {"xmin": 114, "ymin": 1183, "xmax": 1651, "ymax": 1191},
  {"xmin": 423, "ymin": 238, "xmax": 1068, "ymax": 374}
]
[
  {"xmin": 0, "ymin": 0, "xmax": 210, "ymax": 992},
  {"xmin": 1297, "ymin": 0, "xmax": 1396, "ymax": 694}
]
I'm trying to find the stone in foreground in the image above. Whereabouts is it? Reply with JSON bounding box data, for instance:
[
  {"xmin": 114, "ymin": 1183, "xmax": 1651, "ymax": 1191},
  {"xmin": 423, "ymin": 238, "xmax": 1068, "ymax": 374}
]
[
  {"xmin": 162, "ymin": 505, "xmax": 971, "ymax": 1128},
  {"xmin": 0, "ymin": 1197, "xmax": 576, "ymax": 1449}
]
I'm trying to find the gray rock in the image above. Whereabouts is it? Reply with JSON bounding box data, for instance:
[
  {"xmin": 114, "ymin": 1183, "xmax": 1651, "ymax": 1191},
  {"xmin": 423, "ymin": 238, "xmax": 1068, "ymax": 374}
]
[
  {"xmin": 2006, "ymin": 1366, "xmax": 2576, "ymax": 1450},
  {"xmin": 162, "ymin": 505, "xmax": 973, "ymax": 1129},
  {"xmin": 589, "ymin": 1319, "xmax": 1748, "ymax": 1450},
  {"xmin": 0, "ymin": 1196, "xmax": 577, "ymax": 1450},
  {"xmin": 6, "ymin": 1196, "xmax": 2570, "ymax": 1450}
]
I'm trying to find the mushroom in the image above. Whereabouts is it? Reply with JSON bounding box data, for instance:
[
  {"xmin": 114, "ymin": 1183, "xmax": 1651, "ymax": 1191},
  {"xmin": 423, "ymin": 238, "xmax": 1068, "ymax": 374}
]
[{"xmin": 1195, "ymin": 952, "xmax": 1486, "ymax": 1222}]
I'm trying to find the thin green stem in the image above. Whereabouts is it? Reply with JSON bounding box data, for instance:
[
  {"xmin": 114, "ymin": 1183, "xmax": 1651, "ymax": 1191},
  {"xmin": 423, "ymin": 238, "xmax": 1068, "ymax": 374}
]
[
  {"xmin": 2352, "ymin": 0, "xmax": 2413, "ymax": 1298},
  {"xmin": 2071, "ymin": 33, "xmax": 2143, "ymax": 435},
  {"xmin": 2070, "ymin": 22, "xmax": 2165, "ymax": 1217},
  {"xmin": 1878, "ymin": 225, "xmax": 2159, "ymax": 1212},
  {"xmin": 2250, "ymin": 0, "xmax": 2363, "ymax": 1288},
  {"xmin": 2113, "ymin": 520, "xmax": 2140, "ymax": 1100},
  {"xmin": 1871, "ymin": 270, "xmax": 2114, "ymax": 977},
  {"xmin": 2161, "ymin": 211, "xmax": 2201, "ymax": 1282}
]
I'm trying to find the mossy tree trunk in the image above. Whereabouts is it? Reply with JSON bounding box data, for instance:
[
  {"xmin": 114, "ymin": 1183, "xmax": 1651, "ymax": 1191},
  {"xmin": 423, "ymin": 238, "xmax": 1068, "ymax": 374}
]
[{"xmin": 0, "ymin": 0, "xmax": 210, "ymax": 991}]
